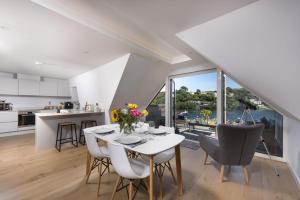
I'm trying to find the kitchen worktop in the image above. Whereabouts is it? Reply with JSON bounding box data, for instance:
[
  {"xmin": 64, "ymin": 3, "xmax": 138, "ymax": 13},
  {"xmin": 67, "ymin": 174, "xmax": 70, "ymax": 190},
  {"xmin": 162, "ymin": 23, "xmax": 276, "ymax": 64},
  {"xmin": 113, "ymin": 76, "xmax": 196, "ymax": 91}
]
[{"xmin": 35, "ymin": 110, "xmax": 104, "ymax": 118}]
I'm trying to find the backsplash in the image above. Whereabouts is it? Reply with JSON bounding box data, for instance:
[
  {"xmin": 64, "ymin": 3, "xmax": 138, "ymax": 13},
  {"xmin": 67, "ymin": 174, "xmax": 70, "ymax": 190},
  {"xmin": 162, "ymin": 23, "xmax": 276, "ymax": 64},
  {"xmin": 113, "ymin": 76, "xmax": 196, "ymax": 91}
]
[{"xmin": 0, "ymin": 95, "xmax": 71, "ymax": 109}]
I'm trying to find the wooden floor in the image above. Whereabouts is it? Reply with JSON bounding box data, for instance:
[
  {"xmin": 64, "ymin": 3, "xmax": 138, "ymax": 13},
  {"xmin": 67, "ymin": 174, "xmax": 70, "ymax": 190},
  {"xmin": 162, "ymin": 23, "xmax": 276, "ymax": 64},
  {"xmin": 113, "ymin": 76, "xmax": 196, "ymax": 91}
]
[{"xmin": 0, "ymin": 134, "xmax": 299, "ymax": 200}]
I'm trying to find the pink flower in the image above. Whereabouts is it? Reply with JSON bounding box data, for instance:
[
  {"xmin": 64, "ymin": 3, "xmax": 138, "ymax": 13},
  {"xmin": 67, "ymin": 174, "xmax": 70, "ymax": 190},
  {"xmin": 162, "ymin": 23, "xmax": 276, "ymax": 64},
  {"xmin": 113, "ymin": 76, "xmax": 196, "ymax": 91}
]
[{"xmin": 130, "ymin": 108, "xmax": 141, "ymax": 117}]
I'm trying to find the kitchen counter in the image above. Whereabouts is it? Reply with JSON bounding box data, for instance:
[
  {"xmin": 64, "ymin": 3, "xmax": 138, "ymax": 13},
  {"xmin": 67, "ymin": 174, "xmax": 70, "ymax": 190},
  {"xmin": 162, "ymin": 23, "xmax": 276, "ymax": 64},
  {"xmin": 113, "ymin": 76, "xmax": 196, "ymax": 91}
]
[
  {"xmin": 35, "ymin": 111, "xmax": 104, "ymax": 151},
  {"xmin": 35, "ymin": 111, "xmax": 103, "ymax": 118}
]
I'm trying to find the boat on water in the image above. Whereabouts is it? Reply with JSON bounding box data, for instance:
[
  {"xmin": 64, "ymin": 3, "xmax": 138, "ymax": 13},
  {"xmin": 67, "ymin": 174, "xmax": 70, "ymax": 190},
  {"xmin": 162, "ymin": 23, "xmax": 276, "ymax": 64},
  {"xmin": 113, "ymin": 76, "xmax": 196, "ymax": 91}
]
[{"xmin": 177, "ymin": 110, "xmax": 188, "ymax": 120}]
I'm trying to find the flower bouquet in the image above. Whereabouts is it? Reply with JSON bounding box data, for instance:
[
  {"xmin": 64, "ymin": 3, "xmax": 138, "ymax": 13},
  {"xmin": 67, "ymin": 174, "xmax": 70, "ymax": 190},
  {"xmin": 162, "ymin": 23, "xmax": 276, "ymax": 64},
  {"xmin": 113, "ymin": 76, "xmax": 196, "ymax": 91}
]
[{"xmin": 111, "ymin": 103, "xmax": 149, "ymax": 134}]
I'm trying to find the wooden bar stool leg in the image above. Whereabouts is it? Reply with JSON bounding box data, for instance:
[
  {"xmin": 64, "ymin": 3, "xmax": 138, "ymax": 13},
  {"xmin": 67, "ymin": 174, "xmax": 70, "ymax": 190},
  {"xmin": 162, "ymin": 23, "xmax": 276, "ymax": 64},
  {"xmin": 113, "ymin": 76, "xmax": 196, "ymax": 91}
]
[
  {"xmin": 55, "ymin": 124, "xmax": 59, "ymax": 151},
  {"xmin": 70, "ymin": 124, "xmax": 73, "ymax": 146},
  {"xmin": 74, "ymin": 124, "xmax": 78, "ymax": 147},
  {"xmin": 79, "ymin": 121, "xmax": 84, "ymax": 145},
  {"xmin": 59, "ymin": 125, "xmax": 63, "ymax": 152}
]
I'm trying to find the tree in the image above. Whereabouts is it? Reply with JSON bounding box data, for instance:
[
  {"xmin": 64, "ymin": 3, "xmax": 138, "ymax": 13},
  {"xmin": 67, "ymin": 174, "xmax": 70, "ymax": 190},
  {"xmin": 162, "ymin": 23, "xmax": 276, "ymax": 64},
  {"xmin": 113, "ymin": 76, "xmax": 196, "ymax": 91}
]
[
  {"xmin": 200, "ymin": 109, "xmax": 212, "ymax": 125},
  {"xmin": 179, "ymin": 86, "xmax": 188, "ymax": 92},
  {"xmin": 150, "ymin": 92, "xmax": 165, "ymax": 105}
]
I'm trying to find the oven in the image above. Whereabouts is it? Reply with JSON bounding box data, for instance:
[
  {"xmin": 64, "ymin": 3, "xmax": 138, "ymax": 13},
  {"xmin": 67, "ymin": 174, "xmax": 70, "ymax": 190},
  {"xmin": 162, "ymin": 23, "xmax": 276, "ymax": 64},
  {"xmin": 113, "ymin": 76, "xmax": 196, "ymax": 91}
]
[{"xmin": 18, "ymin": 111, "xmax": 35, "ymax": 127}]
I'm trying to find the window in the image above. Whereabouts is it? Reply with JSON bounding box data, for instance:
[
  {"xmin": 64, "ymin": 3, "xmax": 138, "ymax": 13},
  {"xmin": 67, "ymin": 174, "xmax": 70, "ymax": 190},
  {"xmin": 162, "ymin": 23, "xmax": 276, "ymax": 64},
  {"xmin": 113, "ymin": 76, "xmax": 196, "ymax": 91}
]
[
  {"xmin": 172, "ymin": 71, "xmax": 217, "ymax": 137},
  {"xmin": 224, "ymin": 74, "xmax": 283, "ymax": 157},
  {"xmin": 145, "ymin": 85, "xmax": 165, "ymax": 127}
]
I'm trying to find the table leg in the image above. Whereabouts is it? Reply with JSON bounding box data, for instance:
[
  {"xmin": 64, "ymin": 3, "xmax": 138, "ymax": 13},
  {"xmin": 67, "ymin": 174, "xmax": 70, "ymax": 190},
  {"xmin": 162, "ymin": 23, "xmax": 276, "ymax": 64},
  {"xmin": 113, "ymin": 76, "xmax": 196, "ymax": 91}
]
[
  {"xmin": 86, "ymin": 151, "xmax": 91, "ymax": 175},
  {"xmin": 149, "ymin": 155, "xmax": 154, "ymax": 200},
  {"xmin": 175, "ymin": 145, "xmax": 183, "ymax": 196}
]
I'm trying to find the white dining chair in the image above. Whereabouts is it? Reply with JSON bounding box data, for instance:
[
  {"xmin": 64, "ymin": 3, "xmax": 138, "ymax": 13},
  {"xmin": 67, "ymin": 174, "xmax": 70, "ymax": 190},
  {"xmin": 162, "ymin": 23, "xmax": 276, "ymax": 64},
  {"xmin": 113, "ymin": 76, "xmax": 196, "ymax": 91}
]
[
  {"xmin": 84, "ymin": 131, "xmax": 111, "ymax": 197},
  {"xmin": 141, "ymin": 125, "xmax": 177, "ymax": 199},
  {"xmin": 107, "ymin": 141, "xmax": 150, "ymax": 200}
]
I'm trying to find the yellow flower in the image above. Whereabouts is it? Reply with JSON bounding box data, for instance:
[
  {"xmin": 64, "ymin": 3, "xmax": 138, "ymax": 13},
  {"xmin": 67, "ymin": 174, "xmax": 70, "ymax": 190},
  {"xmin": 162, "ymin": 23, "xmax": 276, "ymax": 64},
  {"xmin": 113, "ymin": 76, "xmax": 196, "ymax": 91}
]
[
  {"xmin": 127, "ymin": 103, "xmax": 138, "ymax": 109},
  {"xmin": 111, "ymin": 109, "xmax": 119, "ymax": 123},
  {"xmin": 142, "ymin": 109, "xmax": 149, "ymax": 117}
]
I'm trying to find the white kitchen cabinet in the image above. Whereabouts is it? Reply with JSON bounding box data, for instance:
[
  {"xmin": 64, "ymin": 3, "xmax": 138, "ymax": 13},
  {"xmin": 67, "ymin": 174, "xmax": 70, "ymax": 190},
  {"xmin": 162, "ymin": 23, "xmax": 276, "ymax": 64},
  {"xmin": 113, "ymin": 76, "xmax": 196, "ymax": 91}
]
[
  {"xmin": 0, "ymin": 78, "xmax": 18, "ymax": 95},
  {"xmin": 0, "ymin": 111, "xmax": 18, "ymax": 133},
  {"xmin": 18, "ymin": 79, "xmax": 40, "ymax": 96},
  {"xmin": 0, "ymin": 122, "xmax": 18, "ymax": 133},
  {"xmin": 39, "ymin": 80, "xmax": 58, "ymax": 96},
  {"xmin": 57, "ymin": 80, "xmax": 70, "ymax": 97},
  {"xmin": 0, "ymin": 111, "xmax": 17, "ymax": 122}
]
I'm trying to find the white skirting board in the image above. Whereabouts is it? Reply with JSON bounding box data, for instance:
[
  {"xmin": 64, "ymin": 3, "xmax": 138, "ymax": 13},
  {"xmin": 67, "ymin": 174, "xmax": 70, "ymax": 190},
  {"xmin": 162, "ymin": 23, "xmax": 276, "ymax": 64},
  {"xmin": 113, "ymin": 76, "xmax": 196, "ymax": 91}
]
[
  {"xmin": 0, "ymin": 129, "xmax": 35, "ymax": 137},
  {"xmin": 287, "ymin": 162, "xmax": 300, "ymax": 191}
]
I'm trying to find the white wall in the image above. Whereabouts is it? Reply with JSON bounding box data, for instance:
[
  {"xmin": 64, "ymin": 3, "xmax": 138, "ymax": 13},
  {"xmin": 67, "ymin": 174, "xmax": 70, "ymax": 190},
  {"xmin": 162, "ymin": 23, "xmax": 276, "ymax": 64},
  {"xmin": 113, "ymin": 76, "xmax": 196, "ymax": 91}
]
[
  {"xmin": 0, "ymin": 95, "xmax": 70, "ymax": 109},
  {"xmin": 69, "ymin": 54, "xmax": 130, "ymax": 123},
  {"xmin": 286, "ymin": 117, "xmax": 300, "ymax": 188},
  {"xmin": 177, "ymin": 0, "xmax": 300, "ymax": 120},
  {"xmin": 111, "ymin": 54, "xmax": 173, "ymax": 110}
]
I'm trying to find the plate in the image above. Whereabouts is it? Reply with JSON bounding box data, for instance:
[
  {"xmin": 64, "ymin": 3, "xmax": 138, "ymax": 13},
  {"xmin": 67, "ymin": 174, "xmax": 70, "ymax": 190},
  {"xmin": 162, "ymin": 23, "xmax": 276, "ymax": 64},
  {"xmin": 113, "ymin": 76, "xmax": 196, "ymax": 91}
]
[
  {"xmin": 94, "ymin": 128, "xmax": 114, "ymax": 134},
  {"xmin": 149, "ymin": 129, "xmax": 166, "ymax": 135},
  {"xmin": 116, "ymin": 135, "xmax": 142, "ymax": 145}
]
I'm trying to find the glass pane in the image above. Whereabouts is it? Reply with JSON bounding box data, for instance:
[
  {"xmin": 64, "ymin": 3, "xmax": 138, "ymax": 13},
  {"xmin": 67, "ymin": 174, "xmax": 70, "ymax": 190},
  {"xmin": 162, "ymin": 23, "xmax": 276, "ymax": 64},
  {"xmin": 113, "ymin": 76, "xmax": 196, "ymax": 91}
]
[
  {"xmin": 146, "ymin": 85, "xmax": 165, "ymax": 127},
  {"xmin": 224, "ymin": 74, "xmax": 283, "ymax": 157},
  {"xmin": 170, "ymin": 79, "xmax": 176, "ymax": 127},
  {"xmin": 173, "ymin": 71, "xmax": 217, "ymax": 137}
]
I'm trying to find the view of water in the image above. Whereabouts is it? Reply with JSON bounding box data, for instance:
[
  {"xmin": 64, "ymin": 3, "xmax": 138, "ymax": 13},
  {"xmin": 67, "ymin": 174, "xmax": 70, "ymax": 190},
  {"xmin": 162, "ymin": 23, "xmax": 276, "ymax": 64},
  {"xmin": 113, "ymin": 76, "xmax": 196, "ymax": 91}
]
[{"xmin": 178, "ymin": 109, "xmax": 281, "ymax": 123}]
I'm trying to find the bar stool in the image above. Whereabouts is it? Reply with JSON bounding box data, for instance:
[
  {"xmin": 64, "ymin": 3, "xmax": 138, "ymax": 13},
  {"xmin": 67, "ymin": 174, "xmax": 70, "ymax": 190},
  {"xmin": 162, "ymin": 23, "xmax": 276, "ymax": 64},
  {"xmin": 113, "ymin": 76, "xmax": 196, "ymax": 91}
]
[
  {"xmin": 55, "ymin": 122, "xmax": 78, "ymax": 152},
  {"xmin": 79, "ymin": 120, "xmax": 97, "ymax": 145}
]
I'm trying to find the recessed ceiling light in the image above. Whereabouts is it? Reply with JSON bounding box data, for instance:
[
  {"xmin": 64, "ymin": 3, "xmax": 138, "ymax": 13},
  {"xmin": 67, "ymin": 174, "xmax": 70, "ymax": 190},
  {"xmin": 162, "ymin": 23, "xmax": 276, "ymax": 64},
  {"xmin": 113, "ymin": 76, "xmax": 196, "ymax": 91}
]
[{"xmin": 35, "ymin": 61, "xmax": 43, "ymax": 65}]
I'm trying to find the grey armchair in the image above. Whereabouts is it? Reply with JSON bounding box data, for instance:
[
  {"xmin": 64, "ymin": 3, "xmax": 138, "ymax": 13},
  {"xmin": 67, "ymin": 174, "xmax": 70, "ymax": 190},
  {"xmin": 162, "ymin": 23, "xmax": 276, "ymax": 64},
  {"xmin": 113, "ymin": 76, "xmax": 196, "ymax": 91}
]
[{"xmin": 199, "ymin": 124, "xmax": 264, "ymax": 184}]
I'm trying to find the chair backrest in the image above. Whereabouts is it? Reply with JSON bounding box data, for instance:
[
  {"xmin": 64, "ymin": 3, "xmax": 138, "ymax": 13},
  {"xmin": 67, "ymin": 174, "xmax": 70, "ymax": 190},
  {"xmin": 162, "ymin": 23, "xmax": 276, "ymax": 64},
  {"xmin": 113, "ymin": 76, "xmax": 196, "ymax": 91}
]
[
  {"xmin": 107, "ymin": 142, "xmax": 141, "ymax": 179},
  {"xmin": 217, "ymin": 124, "xmax": 264, "ymax": 165},
  {"xmin": 84, "ymin": 132, "xmax": 106, "ymax": 158},
  {"xmin": 158, "ymin": 125, "xmax": 175, "ymax": 134}
]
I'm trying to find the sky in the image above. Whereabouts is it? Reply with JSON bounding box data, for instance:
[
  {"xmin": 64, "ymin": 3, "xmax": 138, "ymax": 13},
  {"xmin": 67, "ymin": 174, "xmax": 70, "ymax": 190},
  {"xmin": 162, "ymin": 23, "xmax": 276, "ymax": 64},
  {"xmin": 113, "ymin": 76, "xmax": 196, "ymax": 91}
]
[{"xmin": 174, "ymin": 72, "xmax": 241, "ymax": 92}]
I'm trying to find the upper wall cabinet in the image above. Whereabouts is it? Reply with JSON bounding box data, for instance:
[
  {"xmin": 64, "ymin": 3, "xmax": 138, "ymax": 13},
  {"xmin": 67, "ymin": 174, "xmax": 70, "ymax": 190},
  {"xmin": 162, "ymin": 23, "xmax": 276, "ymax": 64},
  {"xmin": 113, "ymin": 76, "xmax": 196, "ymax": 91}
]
[
  {"xmin": 58, "ymin": 80, "xmax": 70, "ymax": 97},
  {"xmin": 0, "ymin": 78, "xmax": 18, "ymax": 95},
  {"xmin": 39, "ymin": 78, "xmax": 58, "ymax": 96},
  {"xmin": 0, "ymin": 73, "xmax": 70, "ymax": 97},
  {"xmin": 18, "ymin": 79, "xmax": 40, "ymax": 96}
]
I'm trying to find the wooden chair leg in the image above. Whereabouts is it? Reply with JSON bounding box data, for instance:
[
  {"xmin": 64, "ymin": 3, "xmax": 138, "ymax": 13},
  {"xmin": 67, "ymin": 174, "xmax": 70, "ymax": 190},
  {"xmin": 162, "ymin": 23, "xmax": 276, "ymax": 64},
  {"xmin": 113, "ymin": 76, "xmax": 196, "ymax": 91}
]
[
  {"xmin": 167, "ymin": 161, "xmax": 177, "ymax": 184},
  {"xmin": 220, "ymin": 165, "xmax": 225, "ymax": 182},
  {"xmin": 128, "ymin": 181, "xmax": 133, "ymax": 200},
  {"xmin": 86, "ymin": 158, "xmax": 94, "ymax": 184},
  {"xmin": 110, "ymin": 176, "xmax": 121, "ymax": 200},
  {"xmin": 242, "ymin": 166, "xmax": 249, "ymax": 184},
  {"xmin": 97, "ymin": 161, "xmax": 103, "ymax": 196},
  {"xmin": 204, "ymin": 152, "xmax": 208, "ymax": 165}
]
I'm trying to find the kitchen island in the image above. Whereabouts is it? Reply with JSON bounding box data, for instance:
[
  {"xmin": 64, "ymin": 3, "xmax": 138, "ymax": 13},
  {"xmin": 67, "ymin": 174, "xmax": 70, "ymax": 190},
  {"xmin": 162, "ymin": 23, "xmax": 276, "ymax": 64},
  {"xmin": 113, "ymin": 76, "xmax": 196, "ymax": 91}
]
[{"xmin": 35, "ymin": 111, "xmax": 104, "ymax": 151}]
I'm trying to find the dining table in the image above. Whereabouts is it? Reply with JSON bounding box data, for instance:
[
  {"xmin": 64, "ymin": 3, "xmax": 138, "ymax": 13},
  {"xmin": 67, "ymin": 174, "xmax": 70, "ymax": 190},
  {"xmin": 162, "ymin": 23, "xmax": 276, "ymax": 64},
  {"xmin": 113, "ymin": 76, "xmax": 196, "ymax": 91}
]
[{"xmin": 84, "ymin": 124, "xmax": 185, "ymax": 200}]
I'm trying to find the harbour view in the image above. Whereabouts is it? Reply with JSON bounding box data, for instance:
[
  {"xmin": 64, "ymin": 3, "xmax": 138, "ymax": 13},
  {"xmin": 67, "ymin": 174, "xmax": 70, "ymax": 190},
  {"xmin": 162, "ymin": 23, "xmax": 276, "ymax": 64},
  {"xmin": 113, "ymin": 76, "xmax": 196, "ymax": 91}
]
[{"xmin": 146, "ymin": 71, "xmax": 283, "ymax": 157}]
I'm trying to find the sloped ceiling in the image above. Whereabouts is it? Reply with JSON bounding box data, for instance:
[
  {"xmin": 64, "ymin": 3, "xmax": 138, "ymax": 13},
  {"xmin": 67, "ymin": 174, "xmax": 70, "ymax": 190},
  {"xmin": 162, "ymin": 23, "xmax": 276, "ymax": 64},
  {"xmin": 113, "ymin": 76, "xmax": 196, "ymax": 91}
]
[
  {"xmin": 111, "ymin": 54, "xmax": 172, "ymax": 110},
  {"xmin": 0, "ymin": 0, "xmax": 257, "ymax": 78},
  {"xmin": 177, "ymin": 0, "xmax": 300, "ymax": 119},
  {"xmin": 0, "ymin": 0, "xmax": 130, "ymax": 78}
]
